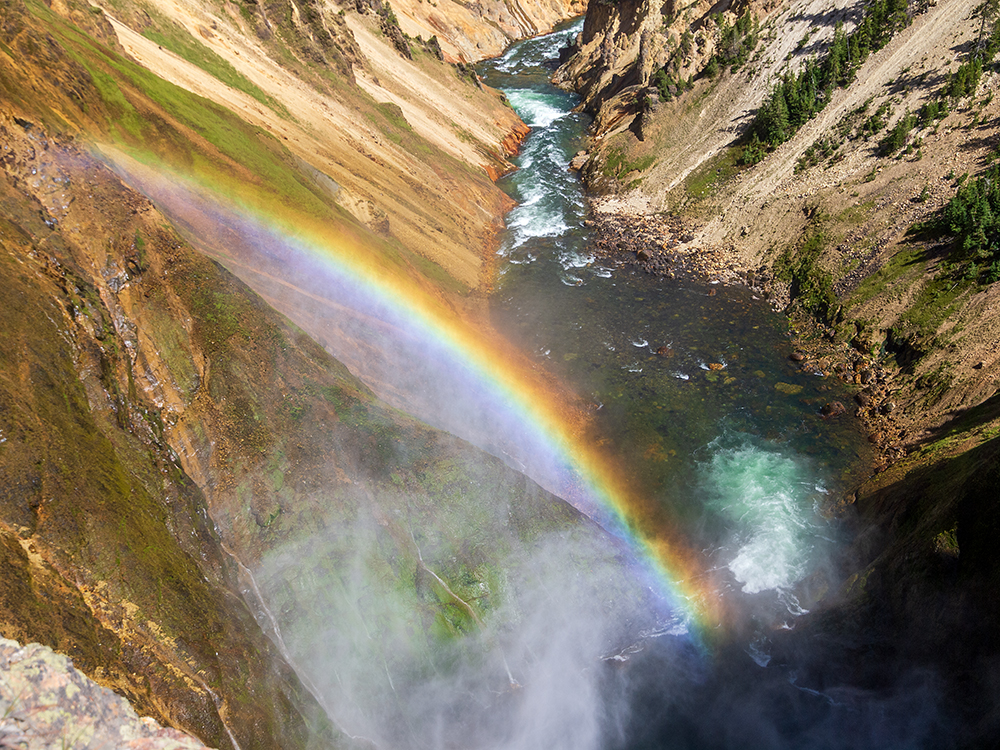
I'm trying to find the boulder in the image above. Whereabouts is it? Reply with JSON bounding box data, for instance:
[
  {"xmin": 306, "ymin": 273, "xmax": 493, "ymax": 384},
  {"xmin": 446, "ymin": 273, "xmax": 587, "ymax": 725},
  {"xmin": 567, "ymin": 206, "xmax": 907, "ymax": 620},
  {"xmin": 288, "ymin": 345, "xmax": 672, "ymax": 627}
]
[
  {"xmin": 0, "ymin": 639, "xmax": 210, "ymax": 750},
  {"xmin": 821, "ymin": 401, "xmax": 847, "ymax": 417}
]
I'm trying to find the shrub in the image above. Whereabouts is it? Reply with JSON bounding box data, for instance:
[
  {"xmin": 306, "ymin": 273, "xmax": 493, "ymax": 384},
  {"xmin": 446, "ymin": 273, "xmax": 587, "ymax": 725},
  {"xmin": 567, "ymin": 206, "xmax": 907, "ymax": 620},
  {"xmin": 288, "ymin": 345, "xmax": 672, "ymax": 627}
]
[{"xmin": 881, "ymin": 110, "xmax": 917, "ymax": 154}]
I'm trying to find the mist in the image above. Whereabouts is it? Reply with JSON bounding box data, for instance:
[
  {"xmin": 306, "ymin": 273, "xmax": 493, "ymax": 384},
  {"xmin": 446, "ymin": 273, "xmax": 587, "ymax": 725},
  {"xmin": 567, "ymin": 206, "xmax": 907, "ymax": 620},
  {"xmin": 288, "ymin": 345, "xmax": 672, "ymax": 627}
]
[
  {"xmin": 248, "ymin": 482, "xmax": 670, "ymax": 750},
  {"xmin": 90, "ymin": 32, "xmax": 963, "ymax": 749}
]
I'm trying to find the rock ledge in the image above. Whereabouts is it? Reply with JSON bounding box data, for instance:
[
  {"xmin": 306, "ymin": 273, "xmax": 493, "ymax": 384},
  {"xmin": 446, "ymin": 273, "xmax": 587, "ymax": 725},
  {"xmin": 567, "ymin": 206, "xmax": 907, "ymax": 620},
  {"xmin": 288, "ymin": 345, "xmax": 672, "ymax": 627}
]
[{"xmin": 0, "ymin": 639, "xmax": 211, "ymax": 750}]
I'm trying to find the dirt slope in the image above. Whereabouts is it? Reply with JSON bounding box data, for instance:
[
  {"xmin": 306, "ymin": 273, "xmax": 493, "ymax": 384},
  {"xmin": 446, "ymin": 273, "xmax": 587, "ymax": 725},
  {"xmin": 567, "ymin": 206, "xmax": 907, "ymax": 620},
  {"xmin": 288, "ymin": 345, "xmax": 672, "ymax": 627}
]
[{"xmin": 89, "ymin": 0, "xmax": 527, "ymax": 291}]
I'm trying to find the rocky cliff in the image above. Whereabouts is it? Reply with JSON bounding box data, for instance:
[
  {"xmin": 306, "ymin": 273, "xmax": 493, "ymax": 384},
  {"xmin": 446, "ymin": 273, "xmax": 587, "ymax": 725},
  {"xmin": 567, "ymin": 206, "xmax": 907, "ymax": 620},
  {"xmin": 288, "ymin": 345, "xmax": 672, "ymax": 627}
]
[
  {"xmin": 77, "ymin": 0, "xmax": 532, "ymax": 293},
  {"xmin": 369, "ymin": 0, "xmax": 586, "ymax": 61},
  {"xmin": 1, "ymin": 638, "xmax": 212, "ymax": 750},
  {"xmin": 556, "ymin": 0, "xmax": 1000, "ymax": 462}
]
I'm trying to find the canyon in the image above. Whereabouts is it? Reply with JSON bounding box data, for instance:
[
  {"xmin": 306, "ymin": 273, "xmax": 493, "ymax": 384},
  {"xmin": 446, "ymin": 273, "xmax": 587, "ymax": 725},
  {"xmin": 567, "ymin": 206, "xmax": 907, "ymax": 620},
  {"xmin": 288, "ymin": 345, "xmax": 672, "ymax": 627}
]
[{"xmin": 2, "ymin": 0, "xmax": 1000, "ymax": 747}]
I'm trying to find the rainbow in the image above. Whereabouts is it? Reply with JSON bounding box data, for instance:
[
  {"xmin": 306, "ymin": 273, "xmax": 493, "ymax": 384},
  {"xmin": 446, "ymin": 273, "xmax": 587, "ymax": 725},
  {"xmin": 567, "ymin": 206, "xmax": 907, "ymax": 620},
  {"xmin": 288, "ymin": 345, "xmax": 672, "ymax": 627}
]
[{"xmin": 101, "ymin": 150, "xmax": 725, "ymax": 640}]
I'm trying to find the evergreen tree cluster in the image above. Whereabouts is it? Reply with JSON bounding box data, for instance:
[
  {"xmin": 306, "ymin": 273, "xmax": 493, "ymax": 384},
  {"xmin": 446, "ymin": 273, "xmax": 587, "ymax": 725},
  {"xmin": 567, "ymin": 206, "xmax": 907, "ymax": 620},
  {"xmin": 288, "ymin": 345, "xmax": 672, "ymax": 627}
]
[
  {"xmin": 944, "ymin": 58, "xmax": 984, "ymax": 99},
  {"xmin": 712, "ymin": 11, "xmax": 759, "ymax": 74},
  {"xmin": 652, "ymin": 68, "xmax": 693, "ymax": 102},
  {"xmin": 943, "ymin": 161, "xmax": 1000, "ymax": 280},
  {"xmin": 880, "ymin": 109, "xmax": 917, "ymax": 154},
  {"xmin": 926, "ymin": 2, "xmax": 1000, "ymax": 281},
  {"xmin": 742, "ymin": 0, "xmax": 911, "ymax": 164},
  {"xmin": 902, "ymin": 2, "xmax": 1000, "ymax": 148},
  {"xmin": 651, "ymin": 11, "xmax": 757, "ymax": 99}
]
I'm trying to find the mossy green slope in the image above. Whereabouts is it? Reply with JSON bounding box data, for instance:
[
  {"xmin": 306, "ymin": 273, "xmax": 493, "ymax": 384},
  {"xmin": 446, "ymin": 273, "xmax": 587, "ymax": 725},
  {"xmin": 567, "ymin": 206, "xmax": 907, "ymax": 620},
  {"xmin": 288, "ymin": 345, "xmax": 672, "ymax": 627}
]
[
  {"xmin": 0, "ymin": 4, "xmax": 652, "ymax": 746},
  {"xmin": 0, "ymin": 148, "xmax": 338, "ymax": 749}
]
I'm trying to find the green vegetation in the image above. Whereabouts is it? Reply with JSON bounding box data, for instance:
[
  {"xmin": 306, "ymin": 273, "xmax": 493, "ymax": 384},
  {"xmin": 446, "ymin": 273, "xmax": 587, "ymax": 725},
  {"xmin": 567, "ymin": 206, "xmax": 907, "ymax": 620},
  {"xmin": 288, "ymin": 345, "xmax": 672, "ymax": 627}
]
[
  {"xmin": 652, "ymin": 10, "xmax": 757, "ymax": 97},
  {"xmin": 141, "ymin": 23, "xmax": 289, "ymax": 118},
  {"xmin": 795, "ymin": 135, "xmax": 841, "ymax": 173},
  {"xmin": 45, "ymin": 14, "xmax": 330, "ymax": 217},
  {"xmin": 941, "ymin": 159, "xmax": 1000, "ymax": 279},
  {"xmin": 894, "ymin": 264, "xmax": 968, "ymax": 340},
  {"xmin": 850, "ymin": 241, "xmax": 972, "ymax": 368},
  {"xmin": 709, "ymin": 11, "xmax": 758, "ymax": 74},
  {"xmin": 377, "ymin": 1, "xmax": 411, "ymax": 59},
  {"xmin": 945, "ymin": 57, "xmax": 985, "ymax": 100},
  {"xmin": 684, "ymin": 147, "xmax": 743, "ymax": 202},
  {"xmin": 0, "ymin": 222, "xmax": 324, "ymax": 749},
  {"xmin": 603, "ymin": 147, "xmax": 656, "ymax": 180},
  {"xmin": 366, "ymin": 100, "xmax": 414, "ymax": 145},
  {"xmin": 26, "ymin": 1, "xmax": 474, "ymax": 298},
  {"xmin": 850, "ymin": 245, "xmax": 922, "ymax": 308},
  {"xmin": 861, "ymin": 100, "xmax": 892, "ymax": 139},
  {"xmin": 651, "ymin": 68, "xmax": 692, "ymax": 102},
  {"xmin": 775, "ymin": 226, "xmax": 839, "ymax": 323},
  {"xmin": 881, "ymin": 110, "xmax": 917, "ymax": 155},
  {"xmin": 374, "ymin": 101, "xmax": 412, "ymax": 132},
  {"xmin": 742, "ymin": 0, "xmax": 911, "ymax": 164},
  {"xmin": 919, "ymin": 97, "xmax": 949, "ymax": 127}
]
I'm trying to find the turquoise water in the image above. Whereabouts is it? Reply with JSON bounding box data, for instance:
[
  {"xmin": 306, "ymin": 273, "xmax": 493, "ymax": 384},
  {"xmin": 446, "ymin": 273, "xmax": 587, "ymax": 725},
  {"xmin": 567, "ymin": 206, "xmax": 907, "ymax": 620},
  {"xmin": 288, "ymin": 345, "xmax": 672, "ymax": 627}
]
[
  {"xmin": 479, "ymin": 21, "xmax": 868, "ymax": 629},
  {"xmin": 472, "ymin": 22, "xmax": 948, "ymax": 750}
]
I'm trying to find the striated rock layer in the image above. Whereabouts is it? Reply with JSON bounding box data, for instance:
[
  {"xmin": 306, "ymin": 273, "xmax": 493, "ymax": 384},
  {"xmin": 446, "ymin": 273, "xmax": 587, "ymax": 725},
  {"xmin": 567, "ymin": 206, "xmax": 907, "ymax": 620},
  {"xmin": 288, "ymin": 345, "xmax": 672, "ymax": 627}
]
[{"xmin": 385, "ymin": 0, "xmax": 587, "ymax": 62}]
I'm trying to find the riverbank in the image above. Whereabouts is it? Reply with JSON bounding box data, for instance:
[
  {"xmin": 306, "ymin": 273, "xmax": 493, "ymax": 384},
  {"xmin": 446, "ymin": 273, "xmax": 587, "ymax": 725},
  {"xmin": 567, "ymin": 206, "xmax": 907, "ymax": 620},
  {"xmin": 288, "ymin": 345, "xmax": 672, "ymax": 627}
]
[
  {"xmin": 556, "ymin": 0, "xmax": 1000, "ymax": 442},
  {"xmin": 581, "ymin": 199, "xmax": 1000, "ymax": 744},
  {"xmin": 585, "ymin": 205, "xmax": 907, "ymax": 479}
]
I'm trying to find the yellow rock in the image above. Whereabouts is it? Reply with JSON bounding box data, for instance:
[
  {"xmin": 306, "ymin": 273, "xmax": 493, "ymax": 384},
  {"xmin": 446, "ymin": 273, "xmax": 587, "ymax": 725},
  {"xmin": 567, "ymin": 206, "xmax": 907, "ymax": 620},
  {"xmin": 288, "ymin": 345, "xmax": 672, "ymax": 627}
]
[{"xmin": 775, "ymin": 382, "xmax": 804, "ymax": 395}]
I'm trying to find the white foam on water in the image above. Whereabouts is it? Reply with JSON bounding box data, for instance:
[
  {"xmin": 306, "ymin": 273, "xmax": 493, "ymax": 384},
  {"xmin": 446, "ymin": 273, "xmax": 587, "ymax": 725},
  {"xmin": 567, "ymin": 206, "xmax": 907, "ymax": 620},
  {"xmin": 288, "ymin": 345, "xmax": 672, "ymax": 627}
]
[
  {"xmin": 505, "ymin": 89, "xmax": 567, "ymax": 128},
  {"xmin": 558, "ymin": 250, "xmax": 596, "ymax": 270},
  {"xmin": 747, "ymin": 636, "xmax": 772, "ymax": 667},
  {"xmin": 701, "ymin": 437, "xmax": 828, "ymax": 596}
]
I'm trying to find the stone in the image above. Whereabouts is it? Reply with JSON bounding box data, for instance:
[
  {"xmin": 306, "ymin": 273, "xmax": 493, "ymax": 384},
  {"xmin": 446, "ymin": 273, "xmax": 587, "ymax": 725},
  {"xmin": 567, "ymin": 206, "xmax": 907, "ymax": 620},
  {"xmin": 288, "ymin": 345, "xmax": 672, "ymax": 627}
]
[
  {"xmin": 821, "ymin": 401, "xmax": 846, "ymax": 417},
  {"xmin": 790, "ymin": 351, "xmax": 805, "ymax": 362},
  {"xmin": 775, "ymin": 382, "xmax": 804, "ymax": 395},
  {"xmin": 0, "ymin": 638, "xmax": 210, "ymax": 750}
]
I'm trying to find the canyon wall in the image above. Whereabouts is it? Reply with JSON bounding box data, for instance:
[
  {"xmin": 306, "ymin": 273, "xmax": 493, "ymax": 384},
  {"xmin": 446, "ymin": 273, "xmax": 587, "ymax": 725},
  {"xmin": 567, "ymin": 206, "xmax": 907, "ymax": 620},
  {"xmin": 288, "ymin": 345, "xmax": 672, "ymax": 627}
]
[
  {"xmin": 0, "ymin": 0, "xmax": 647, "ymax": 747},
  {"xmin": 379, "ymin": 0, "xmax": 586, "ymax": 61}
]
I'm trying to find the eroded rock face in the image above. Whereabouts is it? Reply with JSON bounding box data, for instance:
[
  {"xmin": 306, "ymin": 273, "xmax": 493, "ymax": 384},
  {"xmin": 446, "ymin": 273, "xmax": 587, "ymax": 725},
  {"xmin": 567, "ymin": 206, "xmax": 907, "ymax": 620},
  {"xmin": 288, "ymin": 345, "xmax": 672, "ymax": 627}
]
[
  {"xmin": 555, "ymin": 0, "xmax": 674, "ymax": 117},
  {"xmin": 0, "ymin": 111, "xmax": 338, "ymax": 750},
  {"xmin": 0, "ymin": 9, "xmax": 653, "ymax": 748},
  {"xmin": 385, "ymin": 0, "xmax": 587, "ymax": 61},
  {"xmin": 0, "ymin": 639, "xmax": 210, "ymax": 750},
  {"xmin": 553, "ymin": 0, "xmax": 755, "ymax": 136}
]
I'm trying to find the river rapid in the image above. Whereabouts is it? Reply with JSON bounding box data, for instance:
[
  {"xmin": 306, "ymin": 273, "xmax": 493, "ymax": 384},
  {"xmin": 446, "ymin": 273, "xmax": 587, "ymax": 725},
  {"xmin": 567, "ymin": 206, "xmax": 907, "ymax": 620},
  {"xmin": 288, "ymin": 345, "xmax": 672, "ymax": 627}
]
[{"xmin": 475, "ymin": 21, "xmax": 941, "ymax": 750}]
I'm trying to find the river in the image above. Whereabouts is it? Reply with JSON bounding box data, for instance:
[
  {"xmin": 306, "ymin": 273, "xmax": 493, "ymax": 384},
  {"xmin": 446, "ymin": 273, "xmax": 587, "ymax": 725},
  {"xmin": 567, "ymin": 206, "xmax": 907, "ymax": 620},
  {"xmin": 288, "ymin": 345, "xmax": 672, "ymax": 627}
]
[{"xmin": 473, "ymin": 21, "xmax": 940, "ymax": 750}]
